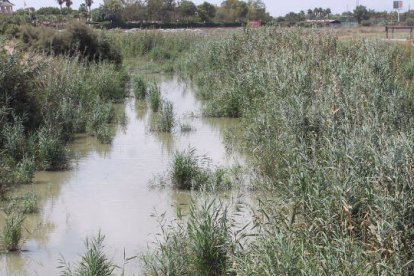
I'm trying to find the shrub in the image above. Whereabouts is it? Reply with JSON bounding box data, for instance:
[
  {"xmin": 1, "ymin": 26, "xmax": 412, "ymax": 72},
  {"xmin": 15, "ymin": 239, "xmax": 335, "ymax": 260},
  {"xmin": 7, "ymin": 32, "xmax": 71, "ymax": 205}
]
[{"xmin": 19, "ymin": 23, "xmax": 122, "ymax": 65}]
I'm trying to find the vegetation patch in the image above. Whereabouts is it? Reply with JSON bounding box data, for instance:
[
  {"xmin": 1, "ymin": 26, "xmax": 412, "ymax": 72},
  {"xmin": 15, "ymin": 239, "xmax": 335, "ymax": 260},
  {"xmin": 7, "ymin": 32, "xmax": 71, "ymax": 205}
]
[
  {"xmin": 59, "ymin": 232, "xmax": 116, "ymax": 276},
  {"xmin": 2, "ymin": 211, "xmax": 25, "ymax": 252},
  {"xmin": 132, "ymin": 76, "xmax": 147, "ymax": 100},
  {"xmin": 150, "ymin": 100, "xmax": 175, "ymax": 133},
  {"xmin": 147, "ymin": 84, "xmax": 161, "ymax": 112},
  {"xmin": 143, "ymin": 199, "xmax": 240, "ymax": 276},
  {"xmin": 166, "ymin": 148, "xmax": 233, "ymax": 191}
]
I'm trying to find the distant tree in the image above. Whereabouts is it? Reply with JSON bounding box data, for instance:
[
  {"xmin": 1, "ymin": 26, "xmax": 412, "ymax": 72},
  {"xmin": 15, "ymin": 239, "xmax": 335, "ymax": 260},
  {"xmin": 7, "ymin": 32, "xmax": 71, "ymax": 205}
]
[
  {"xmin": 178, "ymin": 0, "xmax": 197, "ymax": 18},
  {"xmin": 57, "ymin": 0, "xmax": 65, "ymax": 10},
  {"xmin": 307, "ymin": 9, "xmax": 314, "ymax": 19},
  {"xmin": 37, "ymin": 7, "xmax": 61, "ymax": 15},
  {"xmin": 354, "ymin": 5, "xmax": 369, "ymax": 24},
  {"xmin": 66, "ymin": 0, "xmax": 73, "ymax": 10},
  {"xmin": 85, "ymin": 0, "xmax": 93, "ymax": 12},
  {"xmin": 79, "ymin": 3, "xmax": 88, "ymax": 18},
  {"xmin": 146, "ymin": 0, "xmax": 176, "ymax": 22},
  {"xmin": 197, "ymin": 2, "xmax": 216, "ymax": 22},
  {"xmin": 285, "ymin": 11, "xmax": 305, "ymax": 24},
  {"xmin": 247, "ymin": 0, "xmax": 270, "ymax": 22},
  {"xmin": 220, "ymin": 0, "xmax": 248, "ymax": 22},
  {"xmin": 121, "ymin": 1, "xmax": 146, "ymax": 22},
  {"xmin": 326, "ymin": 8, "xmax": 331, "ymax": 18}
]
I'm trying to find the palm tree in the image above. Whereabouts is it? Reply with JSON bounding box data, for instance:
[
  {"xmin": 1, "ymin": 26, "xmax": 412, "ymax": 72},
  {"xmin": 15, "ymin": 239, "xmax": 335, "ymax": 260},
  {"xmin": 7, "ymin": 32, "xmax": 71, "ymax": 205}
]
[
  {"xmin": 66, "ymin": 0, "xmax": 73, "ymax": 9},
  {"xmin": 57, "ymin": 0, "xmax": 65, "ymax": 10},
  {"xmin": 85, "ymin": 0, "xmax": 93, "ymax": 12}
]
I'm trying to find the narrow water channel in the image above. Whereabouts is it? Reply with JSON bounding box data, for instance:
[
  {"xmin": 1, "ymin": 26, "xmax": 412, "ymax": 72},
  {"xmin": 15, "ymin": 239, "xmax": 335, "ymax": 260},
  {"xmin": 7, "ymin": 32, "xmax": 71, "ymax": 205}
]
[{"xmin": 0, "ymin": 75, "xmax": 241, "ymax": 275}]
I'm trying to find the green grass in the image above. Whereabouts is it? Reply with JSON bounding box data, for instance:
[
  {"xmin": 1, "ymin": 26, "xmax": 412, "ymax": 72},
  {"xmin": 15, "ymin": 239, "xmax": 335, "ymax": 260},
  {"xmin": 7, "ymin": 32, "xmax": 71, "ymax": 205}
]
[
  {"xmin": 150, "ymin": 100, "xmax": 175, "ymax": 133},
  {"xmin": 178, "ymin": 27, "xmax": 414, "ymax": 274},
  {"xmin": 0, "ymin": 41, "xmax": 128, "ymax": 185},
  {"xmin": 148, "ymin": 84, "xmax": 161, "ymax": 112},
  {"xmin": 2, "ymin": 211, "xmax": 24, "ymax": 252},
  {"xmin": 59, "ymin": 232, "xmax": 116, "ymax": 276},
  {"xmin": 132, "ymin": 76, "xmax": 147, "ymax": 100},
  {"xmin": 143, "ymin": 199, "xmax": 235, "ymax": 275},
  {"xmin": 167, "ymin": 148, "xmax": 234, "ymax": 191},
  {"xmin": 4, "ymin": 193, "xmax": 38, "ymax": 215},
  {"xmin": 170, "ymin": 148, "xmax": 210, "ymax": 190}
]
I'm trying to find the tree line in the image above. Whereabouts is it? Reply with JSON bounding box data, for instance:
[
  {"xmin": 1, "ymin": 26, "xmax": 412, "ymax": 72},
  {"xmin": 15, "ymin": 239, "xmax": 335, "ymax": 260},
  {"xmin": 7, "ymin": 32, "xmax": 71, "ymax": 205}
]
[{"xmin": 90, "ymin": 0, "xmax": 271, "ymax": 25}]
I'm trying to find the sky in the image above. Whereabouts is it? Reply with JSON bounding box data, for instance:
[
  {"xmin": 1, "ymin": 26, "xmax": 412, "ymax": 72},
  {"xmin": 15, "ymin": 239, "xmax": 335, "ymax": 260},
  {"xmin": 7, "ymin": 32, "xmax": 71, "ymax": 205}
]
[{"xmin": 12, "ymin": 0, "xmax": 414, "ymax": 16}]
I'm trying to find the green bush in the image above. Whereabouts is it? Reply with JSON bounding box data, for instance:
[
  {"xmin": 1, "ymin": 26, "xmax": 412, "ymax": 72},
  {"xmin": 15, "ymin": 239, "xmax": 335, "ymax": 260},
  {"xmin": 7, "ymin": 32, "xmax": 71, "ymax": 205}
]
[{"xmin": 19, "ymin": 23, "xmax": 122, "ymax": 65}]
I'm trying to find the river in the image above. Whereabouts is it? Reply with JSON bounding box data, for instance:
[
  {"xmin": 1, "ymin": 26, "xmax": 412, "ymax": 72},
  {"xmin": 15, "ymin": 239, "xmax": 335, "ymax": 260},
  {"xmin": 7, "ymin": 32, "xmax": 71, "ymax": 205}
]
[{"xmin": 0, "ymin": 74, "xmax": 243, "ymax": 275}]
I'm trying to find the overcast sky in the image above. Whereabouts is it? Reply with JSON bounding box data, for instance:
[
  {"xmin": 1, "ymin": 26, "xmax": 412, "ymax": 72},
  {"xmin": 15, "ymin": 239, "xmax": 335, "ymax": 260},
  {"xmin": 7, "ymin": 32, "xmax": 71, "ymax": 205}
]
[{"xmin": 13, "ymin": 0, "xmax": 413, "ymax": 16}]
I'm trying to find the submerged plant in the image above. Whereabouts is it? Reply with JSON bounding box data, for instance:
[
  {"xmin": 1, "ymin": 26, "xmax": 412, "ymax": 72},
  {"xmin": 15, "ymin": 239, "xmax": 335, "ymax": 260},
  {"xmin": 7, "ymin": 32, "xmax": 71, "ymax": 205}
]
[
  {"xmin": 4, "ymin": 193, "xmax": 38, "ymax": 215},
  {"xmin": 151, "ymin": 100, "xmax": 175, "ymax": 133},
  {"xmin": 133, "ymin": 76, "xmax": 147, "ymax": 100},
  {"xmin": 170, "ymin": 147, "xmax": 210, "ymax": 190},
  {"xmin": 180, "ymin": 123, "xmax": 193, "ymax": 132},
  {"xmin": 59, "ymin": 232, "xmax": 116, "ymax": 276},
  {"xmin": 167, "ymin": 148, "xmax": 234, "ymax": 191},
  {"xmin": 148, "ymin": 84, "xmax": 161, "ymax": 112}
]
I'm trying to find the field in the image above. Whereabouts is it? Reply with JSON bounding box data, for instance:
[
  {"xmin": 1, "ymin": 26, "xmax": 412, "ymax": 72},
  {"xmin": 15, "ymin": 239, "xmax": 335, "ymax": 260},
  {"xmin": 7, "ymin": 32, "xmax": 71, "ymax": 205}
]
[{"xmin": 0, "ymin": 25, "xmax": 414, "ymax": 275}]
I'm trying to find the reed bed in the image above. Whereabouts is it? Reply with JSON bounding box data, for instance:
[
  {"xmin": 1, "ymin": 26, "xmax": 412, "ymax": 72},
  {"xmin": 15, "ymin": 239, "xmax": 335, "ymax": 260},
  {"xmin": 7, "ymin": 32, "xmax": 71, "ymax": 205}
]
[
  {"xmin": 118, "ymin": 27, "xmax": 414, "ymax": 274},
  {"xmin": 0, "ymin": 43, "xmax": 127, "ymax": 191},
  {"xmin": 177, "ymin": 28, "xmax": 414, "ymax": 274}
]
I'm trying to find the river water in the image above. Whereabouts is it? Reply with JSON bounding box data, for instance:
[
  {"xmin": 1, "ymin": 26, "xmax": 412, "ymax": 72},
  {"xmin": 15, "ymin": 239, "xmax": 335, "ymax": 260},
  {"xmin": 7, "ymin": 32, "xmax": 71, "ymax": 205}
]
[{"xmin": 0, "ymin": 75, "xmax": 242, "ymax": 275}]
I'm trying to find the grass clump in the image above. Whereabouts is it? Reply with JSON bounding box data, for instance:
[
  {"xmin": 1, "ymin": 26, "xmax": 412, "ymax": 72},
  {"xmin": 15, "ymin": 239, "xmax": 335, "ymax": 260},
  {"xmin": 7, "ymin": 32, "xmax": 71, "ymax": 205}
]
[
  {"xmin": 148, "ymin": 84, "xmax": 161, "ymax": 112},
  {"xmin": 168, "ymin": 148, "xmax": 233, "ymax": 191},
  {"xmin": 2, "ymin": 212, "xmax": 25, "ymax": 252},
  {"xmin": 37, "ymin": 126, "xmax": 68, "ymax": 171},
  {"xmin": 59, "ymin": 232, "xmax": 116, "ymax": 276},
  {"xmin": 170, "ymin": 148, "xmax": 210, "ymax": 190},
  {"xmin": 180, "ymin": 123, "xmax": 193, "ymax": 132},
  {"xmin": 4, "ymin": 193, "xmax": 38, "ymax": 215},
  {"xmin": 143, "ymin": 199, "xmax": 236, "ymax": 275},
  {"xmin": 133, "ymin": 76, "xmax": 147, "ymax": 100},
  {"xmin": 151, "ymin": 100, "xmax": 175, "ymax": 133}
]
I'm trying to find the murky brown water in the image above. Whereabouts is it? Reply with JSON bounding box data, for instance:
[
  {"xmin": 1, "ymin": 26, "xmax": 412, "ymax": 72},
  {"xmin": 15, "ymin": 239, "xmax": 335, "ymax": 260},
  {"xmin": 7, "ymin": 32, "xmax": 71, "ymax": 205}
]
[{"xmin": 0, "ymin": 75, "xmax": 242, "ymax": 275}]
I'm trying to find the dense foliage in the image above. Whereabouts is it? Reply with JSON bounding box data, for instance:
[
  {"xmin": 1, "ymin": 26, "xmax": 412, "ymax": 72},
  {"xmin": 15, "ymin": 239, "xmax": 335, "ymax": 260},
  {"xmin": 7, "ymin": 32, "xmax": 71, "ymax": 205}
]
[
  {"xmin": 19, "ymin": 22, "xmax": 122, "ymax": 64},
  {"xmin": 0, "ymin": 38, "xmax": 127, "ymax": 194},
  {"xmin": 143, "ymin": 28, "xmax": 414, "ymax": 274}
]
